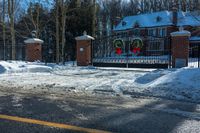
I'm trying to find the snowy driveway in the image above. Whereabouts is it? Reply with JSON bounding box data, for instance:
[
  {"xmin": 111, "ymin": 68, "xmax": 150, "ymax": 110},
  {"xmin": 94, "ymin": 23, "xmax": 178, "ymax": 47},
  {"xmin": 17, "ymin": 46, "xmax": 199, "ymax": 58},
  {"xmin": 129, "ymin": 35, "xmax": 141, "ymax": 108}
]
[
  {"xmin": 0, "ymin": 61, "xmax": 200, "ymax": 132},
  {"xmin": 0, "ymin": 61, "xmax": 200, "ymax": 103}
]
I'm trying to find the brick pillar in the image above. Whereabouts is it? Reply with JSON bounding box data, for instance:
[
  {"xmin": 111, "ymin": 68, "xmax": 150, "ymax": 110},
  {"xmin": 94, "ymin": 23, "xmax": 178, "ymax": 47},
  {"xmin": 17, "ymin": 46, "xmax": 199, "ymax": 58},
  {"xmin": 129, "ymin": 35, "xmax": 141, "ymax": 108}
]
[
  {"xmin": 75, "ymin": 33, "xmax": 94, "ymax": 66},
  {"xmin": 24, "ymin": 38, "xmax": 44, "ymax": 62},
  {"xmin": 171, "ymin": 29, "xmax": 191, "ymax": 68}
]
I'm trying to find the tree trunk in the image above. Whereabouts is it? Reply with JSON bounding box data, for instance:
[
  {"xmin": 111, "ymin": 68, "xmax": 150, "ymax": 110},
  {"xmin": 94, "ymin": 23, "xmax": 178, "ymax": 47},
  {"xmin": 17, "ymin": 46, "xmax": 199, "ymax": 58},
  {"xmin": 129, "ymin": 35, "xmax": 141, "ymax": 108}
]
[
  {"xmin": 56, "ymin": 0, "xmax": 60, "ymax": 64},
  {"xmin": 36, "ymin": 5, "xmax": 40, "ymax": 38},
  {"xmin": 61, "ymin": 0, "xmax": 67, "ymax": 64},
  {"xmin": 8, "ymin": 0, "xmax": 16, "ymax": 60},
  {"xmin": 92, "ymin": 0, "xmax": 96, "ymax": 37},
  {"xmin": 61, "ymin": 15, "xmax": 66, "ymax": 64},
  {"xmin": 2, "ymin": 0, "xmax": 6, "ymax": 60}
]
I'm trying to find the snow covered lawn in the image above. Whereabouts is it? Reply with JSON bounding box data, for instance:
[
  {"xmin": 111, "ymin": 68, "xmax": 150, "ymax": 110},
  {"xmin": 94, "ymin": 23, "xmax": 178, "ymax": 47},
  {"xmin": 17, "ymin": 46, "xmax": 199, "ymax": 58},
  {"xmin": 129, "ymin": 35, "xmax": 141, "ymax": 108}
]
[{"xmin": 0, "ymin": 61, "xmax": 199, "ymax": 102}]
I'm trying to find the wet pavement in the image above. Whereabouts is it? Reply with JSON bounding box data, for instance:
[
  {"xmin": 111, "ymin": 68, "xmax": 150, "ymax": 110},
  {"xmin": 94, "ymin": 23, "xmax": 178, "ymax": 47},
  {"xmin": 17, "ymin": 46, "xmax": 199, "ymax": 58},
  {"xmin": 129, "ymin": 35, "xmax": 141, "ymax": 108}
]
[{"xmin": 0, "ymin": 90, "xmax": 200, "ymax": 133}]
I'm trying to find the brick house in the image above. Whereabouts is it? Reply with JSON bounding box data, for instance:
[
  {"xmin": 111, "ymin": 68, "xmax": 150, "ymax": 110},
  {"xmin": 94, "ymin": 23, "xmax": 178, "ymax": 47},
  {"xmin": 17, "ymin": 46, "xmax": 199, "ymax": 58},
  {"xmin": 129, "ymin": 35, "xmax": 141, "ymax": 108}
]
[{"xmin": 112, "ymin": 10, "xmax": 200, "ymax": 56}]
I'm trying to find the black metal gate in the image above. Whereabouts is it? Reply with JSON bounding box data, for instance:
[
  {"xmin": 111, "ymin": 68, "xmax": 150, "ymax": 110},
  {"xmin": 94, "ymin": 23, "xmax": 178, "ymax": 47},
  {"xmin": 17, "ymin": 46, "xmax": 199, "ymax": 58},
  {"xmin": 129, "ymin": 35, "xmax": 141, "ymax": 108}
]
[
  {"xmin": 92, "ymin": 35, "xmax": 171, "ymax": 68},
  {"xmin": 189, "ymin": 43, "xmax": 200, "ymax": 68}
]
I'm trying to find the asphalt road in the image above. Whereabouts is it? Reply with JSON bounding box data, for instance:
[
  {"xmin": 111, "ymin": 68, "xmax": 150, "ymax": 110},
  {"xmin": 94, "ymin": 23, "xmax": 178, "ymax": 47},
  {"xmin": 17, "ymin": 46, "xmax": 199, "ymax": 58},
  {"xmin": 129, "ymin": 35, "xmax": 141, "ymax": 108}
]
[{"xmin": 0, "ymin": 90, "xmax": 200, "ymax": 133}]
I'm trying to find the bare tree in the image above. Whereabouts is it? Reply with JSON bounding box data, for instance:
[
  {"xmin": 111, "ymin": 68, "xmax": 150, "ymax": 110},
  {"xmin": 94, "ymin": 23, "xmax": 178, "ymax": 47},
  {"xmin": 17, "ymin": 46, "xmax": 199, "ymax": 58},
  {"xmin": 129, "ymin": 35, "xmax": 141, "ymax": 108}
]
[
  {"xmin": 55, "ymin": 0, "xmax": 60, "ymax": 64},
  {"xmin": 92, "ymin": 0, "xmax": 96, "ymax": 37},
  {"xmin": 2, "ymin": 0, "xmax": 6, "ymax": 60},
  {"xmin": 8, "ymin": 0, "xmax": 16, "ymax": 60},
  {"xmin": 60, "ymin": 0, "xmax": 69, "ymax": 64}
]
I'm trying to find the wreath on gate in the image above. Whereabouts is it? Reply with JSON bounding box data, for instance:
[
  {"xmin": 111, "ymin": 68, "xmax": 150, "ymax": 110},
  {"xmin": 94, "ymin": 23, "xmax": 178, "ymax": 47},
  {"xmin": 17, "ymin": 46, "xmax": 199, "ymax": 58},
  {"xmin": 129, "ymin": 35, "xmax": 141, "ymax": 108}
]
[
  {"xmin": 130, "ymin": 38, "xmax": 143, "ymax": 55},
  {"xmin": 113, "ymin": 39, "xmax": 124, "ymax": 55}
]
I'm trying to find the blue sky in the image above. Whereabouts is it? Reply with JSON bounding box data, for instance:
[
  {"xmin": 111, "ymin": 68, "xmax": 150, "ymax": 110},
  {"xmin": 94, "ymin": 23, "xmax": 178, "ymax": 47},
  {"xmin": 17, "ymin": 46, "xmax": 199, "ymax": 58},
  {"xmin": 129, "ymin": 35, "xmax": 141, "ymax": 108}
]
[{"xmin": 20, "ymin": 0, "xmax": 54, "ymax": 11}]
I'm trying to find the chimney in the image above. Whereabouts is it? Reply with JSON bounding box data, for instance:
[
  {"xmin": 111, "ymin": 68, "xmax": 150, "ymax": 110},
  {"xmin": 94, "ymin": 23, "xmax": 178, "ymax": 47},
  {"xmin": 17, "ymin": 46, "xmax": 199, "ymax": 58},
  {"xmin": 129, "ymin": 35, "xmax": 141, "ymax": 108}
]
[
  {"xmin": 113, "ymin": 17, "xmax": 121, "ymax": 28},
  {"xmin": 172, "ymin": 5, "xmax": 178, "ymax": 26}
]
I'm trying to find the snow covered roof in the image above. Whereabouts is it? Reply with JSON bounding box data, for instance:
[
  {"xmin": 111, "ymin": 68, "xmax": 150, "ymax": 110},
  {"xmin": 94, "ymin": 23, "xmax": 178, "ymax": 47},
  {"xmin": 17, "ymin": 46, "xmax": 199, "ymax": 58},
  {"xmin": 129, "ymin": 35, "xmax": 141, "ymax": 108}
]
[
  {"xmin": 114, "ymin": 11, "xmax": 200, "ymax": 31},
  {"xmin": 190, "ymin": 36, "xmax": 200, "ymax": 41},
  {"xmin": 190, "ymin": 36, "xmax": 200, "ymax": 43},
  {"xmin": 24, "ymin": 38, "xmax": 44, "ymax": 44},
  {"xmin": 171, "ymin": 30, "xmax": 191, "ymax": 36},
  {"xmin": 75, "ymin": 35, "xmax": 95, "ymax": 41}
]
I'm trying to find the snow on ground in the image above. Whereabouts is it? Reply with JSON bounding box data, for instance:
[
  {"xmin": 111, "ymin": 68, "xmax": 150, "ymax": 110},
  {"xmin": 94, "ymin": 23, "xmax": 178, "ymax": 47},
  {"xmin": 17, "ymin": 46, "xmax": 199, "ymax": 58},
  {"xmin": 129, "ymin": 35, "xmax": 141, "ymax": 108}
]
[
  {"xmin": 0, "ymin": 61, "xmax": 199, "ymax": 102},
  {"xmin": 0, "ymin": 61, "xmax": 52, "ymax": 73}
]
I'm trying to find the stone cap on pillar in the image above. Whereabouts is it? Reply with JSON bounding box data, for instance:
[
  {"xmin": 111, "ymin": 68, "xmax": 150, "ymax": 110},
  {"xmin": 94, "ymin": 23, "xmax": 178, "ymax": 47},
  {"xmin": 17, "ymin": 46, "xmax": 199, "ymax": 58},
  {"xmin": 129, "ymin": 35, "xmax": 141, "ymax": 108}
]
[
  {"xmin": 170, "ymin": 27, "xmax": 191, "ymax": 37},
  {"xmin": 75, "ymin": 31, "xmax": 95, "ymax": 41},
  {"xmin": 24, "ymin": 38, "xmax": 44, "ymax": 44}
]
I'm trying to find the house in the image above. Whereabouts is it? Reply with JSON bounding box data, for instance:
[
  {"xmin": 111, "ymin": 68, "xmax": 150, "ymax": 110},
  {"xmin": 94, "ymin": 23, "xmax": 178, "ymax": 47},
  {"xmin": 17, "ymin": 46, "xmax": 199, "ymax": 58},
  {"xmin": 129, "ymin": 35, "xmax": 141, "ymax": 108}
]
[{"xmin": 112, "ymin": 10, "xmax": 200, "ymax": 56}]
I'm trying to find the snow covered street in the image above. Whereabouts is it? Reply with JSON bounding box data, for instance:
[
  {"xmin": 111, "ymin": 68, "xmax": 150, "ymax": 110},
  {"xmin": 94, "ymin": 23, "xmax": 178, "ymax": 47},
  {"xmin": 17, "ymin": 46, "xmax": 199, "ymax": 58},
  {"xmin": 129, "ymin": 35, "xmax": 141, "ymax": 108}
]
[
  {"xmin": 0, "ymin": 61, "xmax": 200, "ymax": 103},
  {"xmin": 1, "ymin": 88, "xmax": 200, "ymax": 133}
]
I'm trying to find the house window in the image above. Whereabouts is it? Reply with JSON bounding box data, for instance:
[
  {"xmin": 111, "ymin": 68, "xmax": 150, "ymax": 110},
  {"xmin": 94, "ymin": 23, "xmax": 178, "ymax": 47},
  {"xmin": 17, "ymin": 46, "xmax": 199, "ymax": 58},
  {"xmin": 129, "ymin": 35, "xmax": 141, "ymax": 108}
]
[
  {"xmin": 153, "ymin": 29, "xmax": 156, "ymax": 36},
  {"xmin": 162, "ymin": 28, "xmax": 166, "ymax": 36},
  {"xmin": 134, "ymin": 21, "xmax": 140, "ymax": 28},
  {"xmin": 147, "ymin": 41, "xmax": 164, "ymax": 51},
  {"xmin": 129, "ymin": 30, "xmax": 133, "ymax": 36},
  {"xmin": 133, "ymin": 29, "xmax": 140, "ymax": 36},
  {"xmin": 156, "ymin": 16, "xmax": 162, "ymax": 22},
  {"xmin": 148, "ymin": 29, "xmax": 153, "ymax": 36},
  {"xmin": 123, "ymin": 32, "xmax": 126, "ymax": 37},
  {"xmin": 148, "ymin": 28, "xmax": 156, "ymax": 36},
  {"xmin": 158, "ymin": 28, "xmax": 166, "ymax": 37},
  {"xmin": 122, "ymin": 21, "xmax": 127, "ymax": 26},
  {"xmin": 158, "ymin": 28, "xmax": 162, "ymax": 37}
]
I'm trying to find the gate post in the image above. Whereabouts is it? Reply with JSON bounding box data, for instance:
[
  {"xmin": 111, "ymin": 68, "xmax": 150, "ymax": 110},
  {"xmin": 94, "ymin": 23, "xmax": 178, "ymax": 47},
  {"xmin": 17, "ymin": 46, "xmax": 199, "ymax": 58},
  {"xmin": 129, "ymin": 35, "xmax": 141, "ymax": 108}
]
[
  {"xmin": 170, "ymin": 28, "xmax": 191, "ymax": 68},
  {"xmin": 24, "ymin": 38, "xmax": 44, "ymax": 62},
  {"xmin": 75, "ymin": 32, "xmax": 94, "ymax": 66},
  {"xmin": 198, "ymin": 45, "xmax": 200, "ymax": 68}
]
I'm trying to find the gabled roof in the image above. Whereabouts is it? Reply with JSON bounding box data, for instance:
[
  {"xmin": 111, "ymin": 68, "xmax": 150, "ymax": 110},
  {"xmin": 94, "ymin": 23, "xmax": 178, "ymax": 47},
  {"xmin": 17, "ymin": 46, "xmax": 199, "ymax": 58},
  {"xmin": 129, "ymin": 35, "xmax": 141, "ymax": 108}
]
[{"xmin": 114, "ymin": 11, "xmax": 200, "ymax": 31}]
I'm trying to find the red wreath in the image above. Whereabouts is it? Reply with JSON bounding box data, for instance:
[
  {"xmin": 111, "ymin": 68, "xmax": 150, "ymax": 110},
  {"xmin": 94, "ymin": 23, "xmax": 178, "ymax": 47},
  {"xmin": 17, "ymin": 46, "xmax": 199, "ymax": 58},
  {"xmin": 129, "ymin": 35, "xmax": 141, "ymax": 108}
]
[
  {"xmin": 131, "ymin": 47, "xmax": 141, "ymax": 54},
  {"xmin": 130, "ymin": 38, "xmax": 143, "ymax": 55},
  {"xmin": 114, "ymin": 39, "xmax": 124, "ymax": 55},
  {"xmin": 116, "ymin": 47, "xmax": 122, "ymax": 55}
]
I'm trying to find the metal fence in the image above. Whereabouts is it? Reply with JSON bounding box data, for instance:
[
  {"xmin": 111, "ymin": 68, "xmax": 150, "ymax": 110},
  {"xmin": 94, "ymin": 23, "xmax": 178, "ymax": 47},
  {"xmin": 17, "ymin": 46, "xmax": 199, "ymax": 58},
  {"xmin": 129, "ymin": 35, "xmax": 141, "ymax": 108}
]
[
  {"xmin": 189, "ymin": 43, "xmax": 200, "ymax": 68},
  {"xmin": 0, "ymin": 44, "xmax": 25, "ymax": 60},
  {"xmin": 0, "ymin": 44, "xmax": 55, "ymax": 62},
  {"xmin": 92, "ymin": 35, "xmax": 171, "ymax": 68}
]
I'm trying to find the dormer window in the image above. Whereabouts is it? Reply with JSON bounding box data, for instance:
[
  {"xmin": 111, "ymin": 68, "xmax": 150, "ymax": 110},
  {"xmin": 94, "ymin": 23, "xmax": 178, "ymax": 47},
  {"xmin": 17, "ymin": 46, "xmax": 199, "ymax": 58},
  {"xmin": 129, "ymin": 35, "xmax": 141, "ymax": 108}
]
[
  {"xmin": 122, "ymin": 21, "xmax": 127, "ymax": 26},
  {"xmin": 134, "ymin": 21, "xmax": 140, "ymax": 28},
  {"xmin": 156, "ymin": 16, "xmax": 162, "ymax": 22}
]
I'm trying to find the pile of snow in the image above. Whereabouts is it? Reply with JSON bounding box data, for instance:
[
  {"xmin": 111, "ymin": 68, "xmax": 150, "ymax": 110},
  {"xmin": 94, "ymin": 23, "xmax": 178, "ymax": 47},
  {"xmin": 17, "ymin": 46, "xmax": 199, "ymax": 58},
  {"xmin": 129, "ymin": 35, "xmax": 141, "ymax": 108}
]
[
  {"xmin": 0, "ymin": 61, "xmax": 52, "ymax": 73},
  {"xmin": 148, "ymin": 68, "xmax": 200, "ymax": 89},
  {"xmin": 129, "ymin": 68, "xmax": 200, "ymax": 101},
  {"xmin": 0, "ymin": 61, "xmax": 199, "ymax": 102}
]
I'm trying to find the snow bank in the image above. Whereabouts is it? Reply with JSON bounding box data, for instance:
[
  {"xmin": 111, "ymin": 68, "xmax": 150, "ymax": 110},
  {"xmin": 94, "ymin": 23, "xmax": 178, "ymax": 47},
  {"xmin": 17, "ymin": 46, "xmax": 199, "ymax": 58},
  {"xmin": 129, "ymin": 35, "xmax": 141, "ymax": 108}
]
[
  {"xmin": 0, "ymin": 61, "xmax": 52, "ymax": 73},
  {"xmin": 0, "ymin": 64, "xmax": 6, "ymax": 74},
  {"xmin": 132, "ymin": 68, "xmax": 200, "ymax": 101},
  {"xmin": 148, "ymin": 68, "xmax": 200, "ymax": 89},
  {"xmin": 156, "ymin": 68, "xmax": 200, "ymax": 101}
]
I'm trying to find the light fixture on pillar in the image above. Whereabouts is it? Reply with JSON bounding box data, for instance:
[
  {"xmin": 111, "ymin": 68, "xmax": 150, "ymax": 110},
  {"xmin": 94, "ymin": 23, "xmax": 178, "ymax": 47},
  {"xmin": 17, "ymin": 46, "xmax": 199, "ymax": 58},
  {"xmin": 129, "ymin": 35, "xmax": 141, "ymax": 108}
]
[
  {"xmin": 31, "ymin": 30, "xmax": 37, "ymax": 38},
  {"xmin": 83, "ymin": 31, "xmax": 87, "ymax": 36},
  {"xmin": 179, "ymin": 26, "xmax": 184, "ymax": 31}
]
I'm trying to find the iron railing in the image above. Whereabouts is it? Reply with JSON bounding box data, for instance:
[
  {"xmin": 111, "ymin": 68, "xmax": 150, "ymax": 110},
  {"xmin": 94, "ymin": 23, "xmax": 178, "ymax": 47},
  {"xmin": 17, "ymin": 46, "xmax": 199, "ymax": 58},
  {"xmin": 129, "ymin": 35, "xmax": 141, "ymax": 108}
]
[{"xmin": 92, "ymin": 35, "xmax": 171, "ymax": 68}]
